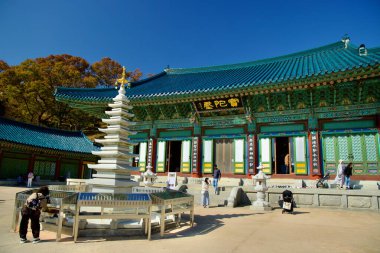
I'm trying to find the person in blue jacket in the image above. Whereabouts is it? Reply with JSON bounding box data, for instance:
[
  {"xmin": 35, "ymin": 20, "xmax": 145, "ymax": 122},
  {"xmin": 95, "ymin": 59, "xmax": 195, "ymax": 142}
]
[{"xmin": 212, "ymin": 164, "xmax": 222, "ymax": 194}]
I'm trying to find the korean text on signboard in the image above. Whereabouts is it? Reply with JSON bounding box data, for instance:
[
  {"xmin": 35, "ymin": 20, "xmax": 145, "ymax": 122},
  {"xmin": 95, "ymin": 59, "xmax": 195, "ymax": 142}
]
[
  {"xmin": 195, "ymin": 97, "xmax": 243, "ymax": 112},
  {"xmin": 191, "ymin": 137, "xmax": 198, "ymax": 173},
  {"xmin": 310, "ymin": 131, "xmax": 320, "ymax": 175},
  {"xmin": 247, "ymin": 134, "xmax": 255, "ymax": 174}
]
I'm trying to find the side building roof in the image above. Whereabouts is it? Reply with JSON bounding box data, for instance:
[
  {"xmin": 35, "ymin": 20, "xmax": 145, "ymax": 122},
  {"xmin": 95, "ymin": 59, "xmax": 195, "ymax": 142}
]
[
  {"xmin": 55, "ymin": 40, "xmax": 380, "ymax": 105},
  {"xmin": 0, "ymin": 117, "xmax": 98, "ymax": 154}
]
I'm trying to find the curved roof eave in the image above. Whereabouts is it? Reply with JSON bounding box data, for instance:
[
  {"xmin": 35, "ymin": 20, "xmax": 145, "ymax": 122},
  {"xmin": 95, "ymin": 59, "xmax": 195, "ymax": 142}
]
[{"xmin": 54, "ymin": 40, "xmax": 380, "ymax": 104}]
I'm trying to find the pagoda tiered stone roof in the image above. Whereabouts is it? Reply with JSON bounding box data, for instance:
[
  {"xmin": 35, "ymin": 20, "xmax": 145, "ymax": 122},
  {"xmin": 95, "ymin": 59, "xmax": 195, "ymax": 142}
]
[
  {"xmin": 55, "ymin": 40, "xmax": 380, "ymax": 106},
  {"xmin": 0, "ymin": 117, "xmax": 98, "ymax": 154}
]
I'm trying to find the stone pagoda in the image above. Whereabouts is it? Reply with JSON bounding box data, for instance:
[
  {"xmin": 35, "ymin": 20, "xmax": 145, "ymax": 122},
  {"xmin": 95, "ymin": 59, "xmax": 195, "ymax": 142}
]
[{"xmin": 88, "ymin": 67, "xmax": 139, "ymax": 193}]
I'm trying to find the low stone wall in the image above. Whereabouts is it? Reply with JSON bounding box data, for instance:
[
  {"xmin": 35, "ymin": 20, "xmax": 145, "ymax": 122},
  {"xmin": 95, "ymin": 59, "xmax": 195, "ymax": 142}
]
[{"xmin": 229, "ymin": 187, "xmax": 380, "ymax": 211}]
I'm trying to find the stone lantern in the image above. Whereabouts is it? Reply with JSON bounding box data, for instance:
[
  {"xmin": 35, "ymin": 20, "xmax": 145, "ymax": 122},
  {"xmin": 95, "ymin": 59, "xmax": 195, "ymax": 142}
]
[
  {"xmin": 142, "ymin": 165, "xmax": 157, "ymax": 187},
  {"xmin": 251, "ymin": 163, "xmax": 272, "ymax": 211}
]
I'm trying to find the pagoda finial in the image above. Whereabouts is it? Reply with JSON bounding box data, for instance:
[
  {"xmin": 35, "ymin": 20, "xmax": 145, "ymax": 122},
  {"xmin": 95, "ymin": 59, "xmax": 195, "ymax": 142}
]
[
  {"xmin": 341, "ymin": 34, "xmax": 350, "ymax": 49},
  {"xmin": 114, "ymin": 66, "xmax": 130, "ymax": 89}
]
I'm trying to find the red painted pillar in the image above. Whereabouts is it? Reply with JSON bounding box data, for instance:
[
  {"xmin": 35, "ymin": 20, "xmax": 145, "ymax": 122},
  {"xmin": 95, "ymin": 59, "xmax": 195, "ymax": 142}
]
[
  {"xmin": 28, "ymin": 154, "xmax": 36, "ymax": 173},
  {"xmin": 78, "ymin": 159, "xmax": 83, "ymax": 179},
  {"xmin": 55, "ymin": 156, "xmax": 61, "ymax": 180},
  {"xmin": 0, "ymin": 150, "xmax": 3, "ymax": 178}
]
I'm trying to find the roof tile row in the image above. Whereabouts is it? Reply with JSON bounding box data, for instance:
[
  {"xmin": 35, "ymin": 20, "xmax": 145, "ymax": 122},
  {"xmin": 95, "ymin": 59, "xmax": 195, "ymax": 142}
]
[{"xmin": 55, "ymin": 41, "xmax": 380, "ymax": 102}]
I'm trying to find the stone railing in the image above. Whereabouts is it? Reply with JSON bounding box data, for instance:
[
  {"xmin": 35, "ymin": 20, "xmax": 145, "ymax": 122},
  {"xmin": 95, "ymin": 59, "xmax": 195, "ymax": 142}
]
[
  {"xmin": 228, "ymin": 187, "xmax": 380, "ymax": 211},
  {"xmin": 66, "ymin": 178, "xmax": 88, "ymax": 186}
]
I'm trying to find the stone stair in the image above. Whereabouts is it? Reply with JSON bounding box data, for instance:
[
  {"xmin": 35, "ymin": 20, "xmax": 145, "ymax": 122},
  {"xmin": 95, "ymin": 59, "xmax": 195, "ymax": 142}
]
[{"xmin": 185, "ymin": 184, "xmax": 233, "ymax": 207}]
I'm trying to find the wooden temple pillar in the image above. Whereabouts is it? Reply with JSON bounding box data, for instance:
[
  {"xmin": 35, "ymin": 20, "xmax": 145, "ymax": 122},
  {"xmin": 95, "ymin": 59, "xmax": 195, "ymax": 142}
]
[
  {"xmin": 78, "ymin": 158, "xmax": 83, "ymax": 179},
  {"xmin": 28, "ymin": 154, "xmax": 36, "ymax": 173},
  {"xmin": 55, "ymin": 156, "xmax": 61, "ymax": 180},
  {"xmin": 0, "ymin": 150, "xmax": 3, "ymax": 172}
]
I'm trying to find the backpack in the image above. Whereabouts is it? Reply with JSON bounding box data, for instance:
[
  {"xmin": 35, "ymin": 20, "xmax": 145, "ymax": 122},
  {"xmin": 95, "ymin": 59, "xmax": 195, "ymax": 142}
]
[
  {"xmin": 27, "ymin": 193, "xmax": 42, "ymax": 210},
  {"xmin": 342, "ymin": 166, "xmax": 346, "ymax": 175}
]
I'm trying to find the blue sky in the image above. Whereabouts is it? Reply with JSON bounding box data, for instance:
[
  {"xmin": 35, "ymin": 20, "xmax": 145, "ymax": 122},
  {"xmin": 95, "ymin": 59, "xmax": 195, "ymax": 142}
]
[{"xmin": 1, "ymin": 0, "xmax": 380, "ymax": 77}]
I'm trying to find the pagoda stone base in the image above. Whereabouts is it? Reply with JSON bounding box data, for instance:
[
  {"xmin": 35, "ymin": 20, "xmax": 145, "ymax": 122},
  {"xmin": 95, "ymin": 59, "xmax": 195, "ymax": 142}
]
[
  {"xmin": 132, "ymin": 186, "xmax": 165, "ymax": 194},
  {"xmin": 89, "ymin": 177, "xmax": 138, "ymax": 186},
  {"xmin": 89, "ymin": 180, "xmax": 138, "ymax": 193},
  {"xmin": 250, "ymin": 199, "xmax": 272, "ymax": 211}
]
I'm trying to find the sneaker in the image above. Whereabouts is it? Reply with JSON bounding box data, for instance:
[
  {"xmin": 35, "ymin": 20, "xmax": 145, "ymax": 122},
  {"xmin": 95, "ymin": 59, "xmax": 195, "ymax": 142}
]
[
  {"xmin": 20, "ymin": 238, "xmax": 28, "ymax": 244},
  {"xmin": 32, "ymin": 238, "xmax": 40, "ymax": 244}
]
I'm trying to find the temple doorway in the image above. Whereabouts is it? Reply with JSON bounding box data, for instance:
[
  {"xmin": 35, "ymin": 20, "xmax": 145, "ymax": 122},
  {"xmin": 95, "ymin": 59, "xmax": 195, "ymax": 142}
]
[
  {"xmin": 132, "ymin": 144, "xmax": 140, "ymax": 167},
  {"xmin": 275, "ymin": 137, "xmax": 290, "ymax": 174},
  {"xmin": 167, "ymin": 141, "xmax": 182, "ymax": 172},
  {"xmin": 214, "ymin": 139, "xmax": 234, "ymax": 173}
]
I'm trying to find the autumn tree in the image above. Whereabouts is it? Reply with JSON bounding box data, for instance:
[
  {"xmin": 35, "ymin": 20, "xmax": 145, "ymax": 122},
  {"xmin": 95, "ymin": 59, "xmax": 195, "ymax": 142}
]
[
  {"xmin": 0, "ymin": 55, "xmax": 142, "ymax": 130},
  {"xmin": 0, "ymin": 60, "xmax": 9, "ymax": 72},
  {"xmin": 0, "ymin": 60, "xmax": 10, "ymax": 115},
  {"xmin": 91, "ymin": 57, "xmax": 142, "ymax": 86}
]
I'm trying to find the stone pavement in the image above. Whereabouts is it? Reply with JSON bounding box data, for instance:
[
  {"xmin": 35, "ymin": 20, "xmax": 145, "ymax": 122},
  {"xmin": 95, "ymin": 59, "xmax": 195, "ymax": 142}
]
[{"xmin": 1, "ymin": 186, "xmax": 379, "ymax": 253}]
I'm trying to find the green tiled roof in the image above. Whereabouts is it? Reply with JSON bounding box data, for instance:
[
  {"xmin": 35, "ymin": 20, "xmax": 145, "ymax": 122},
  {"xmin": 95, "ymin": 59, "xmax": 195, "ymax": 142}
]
[
  {"xmin": 0, "ymin": 118, "xmax": 98, "ymax": 154},
  {"xmin": 55, "ymin": 40, "xmax": 380, "ymax": 103}
]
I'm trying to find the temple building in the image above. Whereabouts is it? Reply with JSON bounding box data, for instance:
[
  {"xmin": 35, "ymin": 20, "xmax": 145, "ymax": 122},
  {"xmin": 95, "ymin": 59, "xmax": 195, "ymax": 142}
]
[
  {"xmin": 0, "ymin": 118, "xmax": 98, "ymax": 180},
  {"xmin": 55, "ymin": 38, "xmax": 380, "ymax": 181}
]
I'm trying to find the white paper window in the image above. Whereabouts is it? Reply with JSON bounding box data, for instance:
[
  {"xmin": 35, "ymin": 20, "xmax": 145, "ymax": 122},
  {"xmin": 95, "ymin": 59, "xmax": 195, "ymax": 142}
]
[
  {"xmin": 182, "ymin": 140, "xmax": 190, "ymax": 162},
  {"xmin": 204, "ymin": 140, "xmax": 212, "ymax": 162},
  {"xmin": 261, "ymin": 138, "xmax": 270, "ymax": 162},
  {"xmin": 234, "ymin": 139, "xmax": 244, "ymax": 162},
  {"xmin": 139, "ymin": 142, "xmax": 147, "ymax": 162},
  {"xmin": 157, "ymin": 141, "xmax": 166, "ymax": 162},
  {"xmin": 295, "ymin": 137, "xmax": 305, "ymax": 162}
]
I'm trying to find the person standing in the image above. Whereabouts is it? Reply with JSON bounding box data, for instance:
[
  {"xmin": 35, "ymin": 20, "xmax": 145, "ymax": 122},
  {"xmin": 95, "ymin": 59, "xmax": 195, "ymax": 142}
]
[
  {"xmin": 212, "ymin": 164, "xmax": 221, "ymax": 194},
  {"xmin": 201, "ymin": 178, "xmax": 210, "ymax": 208},
  {"xmin": 344, "ymin": 163, "xmax": 353, "ymax": 189},
  {"xmin": 27, "ymin": 171, "xmax": 34, "ymax": 188},
  {"xmin": 334, "ymin": 159, "xmax": 345, "ymax": 189},
  {"xmin": 284, "ymin": 153, "xmax": 291, "ymax": 174},
  {"xmin": 19, "ymin": 186, "xmax": 50, "ymax": 243}
]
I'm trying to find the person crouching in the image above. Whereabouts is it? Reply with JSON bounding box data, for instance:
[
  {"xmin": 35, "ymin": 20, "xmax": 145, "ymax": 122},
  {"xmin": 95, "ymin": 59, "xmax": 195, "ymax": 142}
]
[{"xmin": 19, "ymin": 186, "xmax": 50, "ymax": 244}]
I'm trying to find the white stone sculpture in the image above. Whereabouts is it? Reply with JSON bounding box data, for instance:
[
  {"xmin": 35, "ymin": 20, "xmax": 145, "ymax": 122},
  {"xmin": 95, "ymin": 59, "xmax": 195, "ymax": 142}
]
[
  {"xmin": 251, "ymin": 163, "xmax": 272, "ymax": 211},
  {"xmin": 142, "ymin": 165, "xmax": 157, "ymax": 187},
  {"xmin": 88, "ymin": 67, "xmax": 139, "ymax": 193}
]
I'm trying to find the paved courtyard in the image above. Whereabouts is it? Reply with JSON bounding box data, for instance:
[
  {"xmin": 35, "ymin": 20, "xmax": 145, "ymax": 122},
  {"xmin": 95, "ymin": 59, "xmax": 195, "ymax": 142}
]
[{"xmin": 1, "ymin": 186, "xmax": 379, "ymax": 253}]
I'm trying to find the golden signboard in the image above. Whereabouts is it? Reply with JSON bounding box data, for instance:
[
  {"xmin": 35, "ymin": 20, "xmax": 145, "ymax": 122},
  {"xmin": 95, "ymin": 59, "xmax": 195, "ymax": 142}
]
[{"xmin": 195, "ymin": 97, "xmax": 243, "ymax": 112}]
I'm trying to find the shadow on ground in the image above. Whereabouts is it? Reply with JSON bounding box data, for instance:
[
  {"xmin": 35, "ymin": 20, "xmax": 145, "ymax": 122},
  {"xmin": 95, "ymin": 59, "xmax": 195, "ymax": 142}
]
[{"xmin": 61, "ymin": 212, "xmax": 258, "ymax": 242}]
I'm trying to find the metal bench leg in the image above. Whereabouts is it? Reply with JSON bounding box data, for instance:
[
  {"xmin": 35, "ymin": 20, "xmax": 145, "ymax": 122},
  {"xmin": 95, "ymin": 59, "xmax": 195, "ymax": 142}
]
[
  {"xmin": 160, "ymin": 205, "xmax": 165, "ymax": 237},
  {"xmin": 56, "ymin": 208, "xmax": 64, "ymax": 241}
]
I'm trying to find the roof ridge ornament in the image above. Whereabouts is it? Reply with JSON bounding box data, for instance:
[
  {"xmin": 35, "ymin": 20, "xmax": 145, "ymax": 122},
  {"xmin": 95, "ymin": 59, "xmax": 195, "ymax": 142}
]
[
  {"xmin": 341, "ymin": 34, "xmax": 350, "ymax": 49},
  {"xmin": 358, "ymin": 44, "xmax": 367, "ymax": 56},
  {"xmin": 114, "ymin": 66, "xmax": 130, "ymax": 90}
]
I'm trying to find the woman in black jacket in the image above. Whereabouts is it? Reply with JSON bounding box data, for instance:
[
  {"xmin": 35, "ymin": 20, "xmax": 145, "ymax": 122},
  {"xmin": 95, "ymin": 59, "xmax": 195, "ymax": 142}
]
[{"xmin": 344, "ymin": 163, "xmax": 353, "ymax": 189}]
